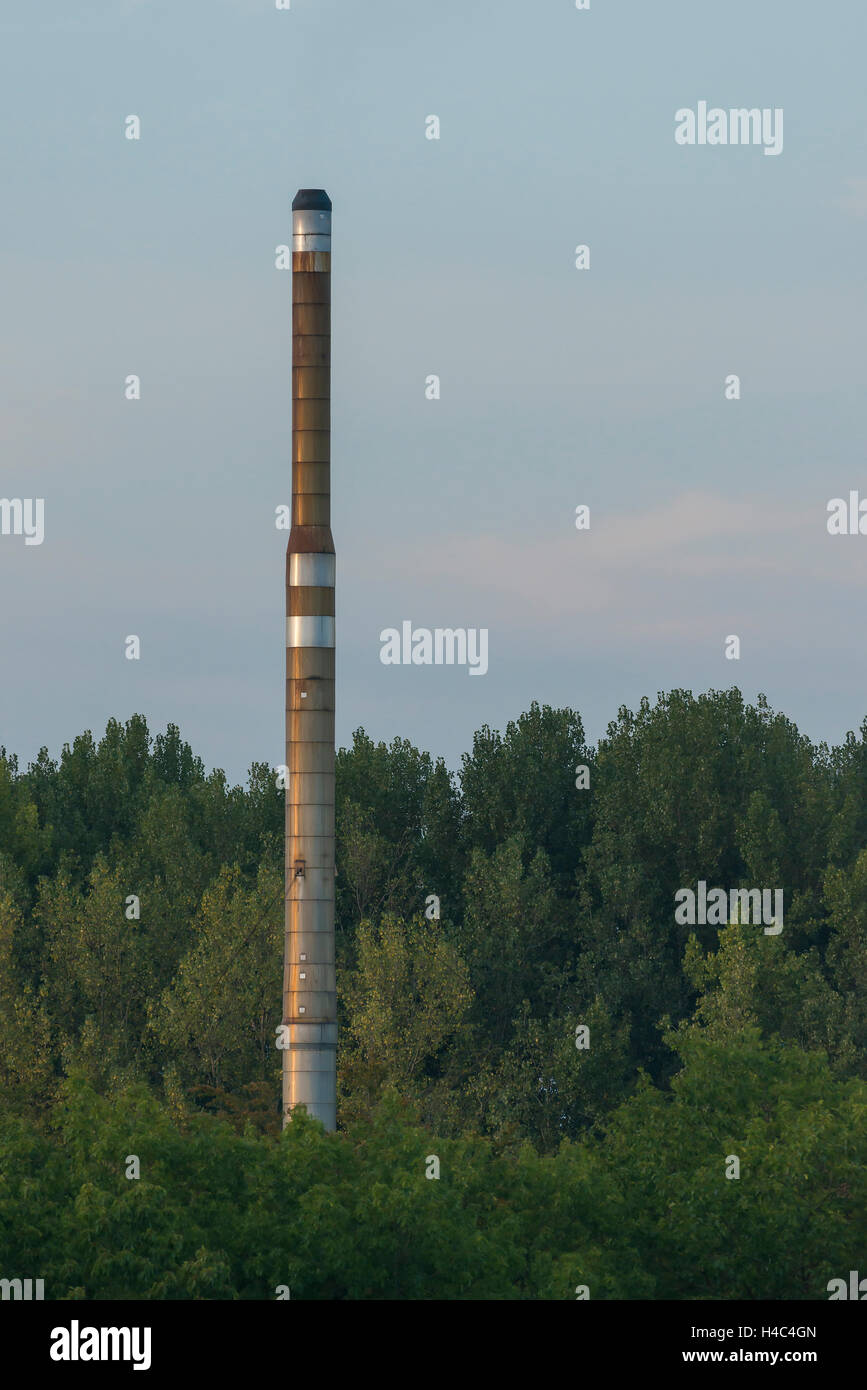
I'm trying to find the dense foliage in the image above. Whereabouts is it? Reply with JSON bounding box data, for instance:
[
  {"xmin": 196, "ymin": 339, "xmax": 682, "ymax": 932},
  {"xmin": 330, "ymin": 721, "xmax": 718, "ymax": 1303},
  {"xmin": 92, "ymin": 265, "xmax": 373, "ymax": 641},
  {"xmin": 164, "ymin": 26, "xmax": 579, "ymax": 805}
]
[{"xmin": 0, "ymin": 690, "xmax": 864, "ymax": 1298}]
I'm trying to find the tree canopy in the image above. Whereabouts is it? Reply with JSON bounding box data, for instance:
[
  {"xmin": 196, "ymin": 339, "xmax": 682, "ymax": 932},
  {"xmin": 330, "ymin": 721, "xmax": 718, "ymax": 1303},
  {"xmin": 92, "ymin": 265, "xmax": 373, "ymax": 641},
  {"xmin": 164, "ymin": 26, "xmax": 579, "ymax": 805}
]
[{"xmin": 0, "ymin": 690, "xmax": 864, "ymax": 1298}]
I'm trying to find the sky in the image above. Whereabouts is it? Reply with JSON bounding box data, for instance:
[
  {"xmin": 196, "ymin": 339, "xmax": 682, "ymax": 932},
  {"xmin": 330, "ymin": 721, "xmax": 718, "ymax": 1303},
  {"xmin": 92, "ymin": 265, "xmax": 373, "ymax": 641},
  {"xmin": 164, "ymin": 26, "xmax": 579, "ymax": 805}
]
[{"xmin": 2, "ymin": 0, "xmax": 866, "ymax": 783}]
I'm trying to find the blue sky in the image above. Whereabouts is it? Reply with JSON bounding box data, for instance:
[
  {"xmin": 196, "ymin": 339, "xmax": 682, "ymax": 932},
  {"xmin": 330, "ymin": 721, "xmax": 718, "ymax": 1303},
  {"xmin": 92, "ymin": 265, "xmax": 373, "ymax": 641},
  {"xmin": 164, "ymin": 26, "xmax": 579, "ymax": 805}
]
[{"xmin": 2, "ymin": 0, "xmax": 866, "ymax": 781}]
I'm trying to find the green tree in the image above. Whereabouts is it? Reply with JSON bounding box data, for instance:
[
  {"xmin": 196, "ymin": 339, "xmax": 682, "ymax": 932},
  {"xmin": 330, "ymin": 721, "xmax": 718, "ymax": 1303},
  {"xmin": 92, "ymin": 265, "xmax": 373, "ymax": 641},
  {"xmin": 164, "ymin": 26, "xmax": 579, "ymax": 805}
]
[
  {"xmin": 339, "ymin": 914, "xmax": 473, "ymax": 1123},
  {"xmin": 594, "ymin": 1029, "xmax": 867, "ymax": 1299},
  {"xmin": 0, "ymin": 868, "xmax": 54, "ymax": 1109},
  {"xmin": 459, "ymin": 701, "xmax": 592, "ymax": 887},
  {"xmin": 151, "ymin": 863, "xmax": 282, "ymax": 1092}
]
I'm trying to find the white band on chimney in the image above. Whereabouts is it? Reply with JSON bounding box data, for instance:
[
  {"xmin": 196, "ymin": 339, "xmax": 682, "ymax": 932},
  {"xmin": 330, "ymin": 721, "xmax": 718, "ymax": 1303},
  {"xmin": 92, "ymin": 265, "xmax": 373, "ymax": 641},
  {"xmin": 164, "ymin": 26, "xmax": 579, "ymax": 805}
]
[
  {"xmin": 289, "ymin": 553, "xmax": 336, "ymax": 588},
  {"xmin": 287, "ymin": 616, "xmax": 335, "ymax": 648},
  {"xmin": 293, "ymin": 233, "xmax": 331, "ymax": 253},
  {"xmin": 292, "ymin": 210, "xmax": 331, "ymax": 237}
]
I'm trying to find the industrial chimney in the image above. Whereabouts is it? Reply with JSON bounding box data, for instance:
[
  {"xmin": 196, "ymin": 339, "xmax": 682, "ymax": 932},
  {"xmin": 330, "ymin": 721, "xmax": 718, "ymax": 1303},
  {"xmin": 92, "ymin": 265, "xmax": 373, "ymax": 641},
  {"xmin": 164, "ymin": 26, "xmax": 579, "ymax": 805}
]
[{"xmin": 283, "ymin": 188, "xmax": 337, "ymax": 1130}]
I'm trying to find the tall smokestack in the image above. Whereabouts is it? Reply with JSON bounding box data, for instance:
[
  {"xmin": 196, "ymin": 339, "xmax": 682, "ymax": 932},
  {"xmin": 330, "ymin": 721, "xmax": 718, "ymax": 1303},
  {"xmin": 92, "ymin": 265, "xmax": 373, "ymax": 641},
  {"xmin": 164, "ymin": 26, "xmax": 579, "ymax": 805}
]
[{"xmin": 283, "ymin": 188, "xmax": 336, "ymax": 1130}]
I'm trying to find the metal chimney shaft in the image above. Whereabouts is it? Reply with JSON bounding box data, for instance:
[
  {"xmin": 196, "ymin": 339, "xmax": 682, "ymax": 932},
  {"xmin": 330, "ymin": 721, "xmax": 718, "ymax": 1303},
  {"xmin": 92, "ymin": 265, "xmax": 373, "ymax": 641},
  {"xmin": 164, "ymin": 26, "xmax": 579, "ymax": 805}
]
[{"xmin": 283, "ymin": 187, "xmax": 337, "ymax": 1130}]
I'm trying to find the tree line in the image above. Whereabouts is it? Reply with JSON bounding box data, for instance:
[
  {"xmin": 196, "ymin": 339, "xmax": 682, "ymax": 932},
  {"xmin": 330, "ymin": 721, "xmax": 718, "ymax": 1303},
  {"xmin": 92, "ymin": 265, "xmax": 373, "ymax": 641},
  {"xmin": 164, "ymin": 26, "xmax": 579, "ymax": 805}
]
[{"xmin": 0, "ymin": 689, "xmax": 865, "ymax": 1297}]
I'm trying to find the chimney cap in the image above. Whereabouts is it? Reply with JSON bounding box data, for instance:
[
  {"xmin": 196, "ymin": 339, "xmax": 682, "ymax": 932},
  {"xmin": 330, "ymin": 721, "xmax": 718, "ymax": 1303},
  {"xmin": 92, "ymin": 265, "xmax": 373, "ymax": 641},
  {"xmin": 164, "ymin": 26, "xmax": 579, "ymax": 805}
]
[{"xmin": 292, "ymin": 188, "xmax": 332, "ymax": 211}]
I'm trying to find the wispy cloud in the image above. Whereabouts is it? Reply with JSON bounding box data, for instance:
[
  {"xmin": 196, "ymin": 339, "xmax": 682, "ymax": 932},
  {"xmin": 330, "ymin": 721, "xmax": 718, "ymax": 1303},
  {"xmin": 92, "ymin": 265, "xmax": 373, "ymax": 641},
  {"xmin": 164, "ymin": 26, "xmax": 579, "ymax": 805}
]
[{"xmin": 361, "ymin": 492, "xmax": 867, "ymax": 642}]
